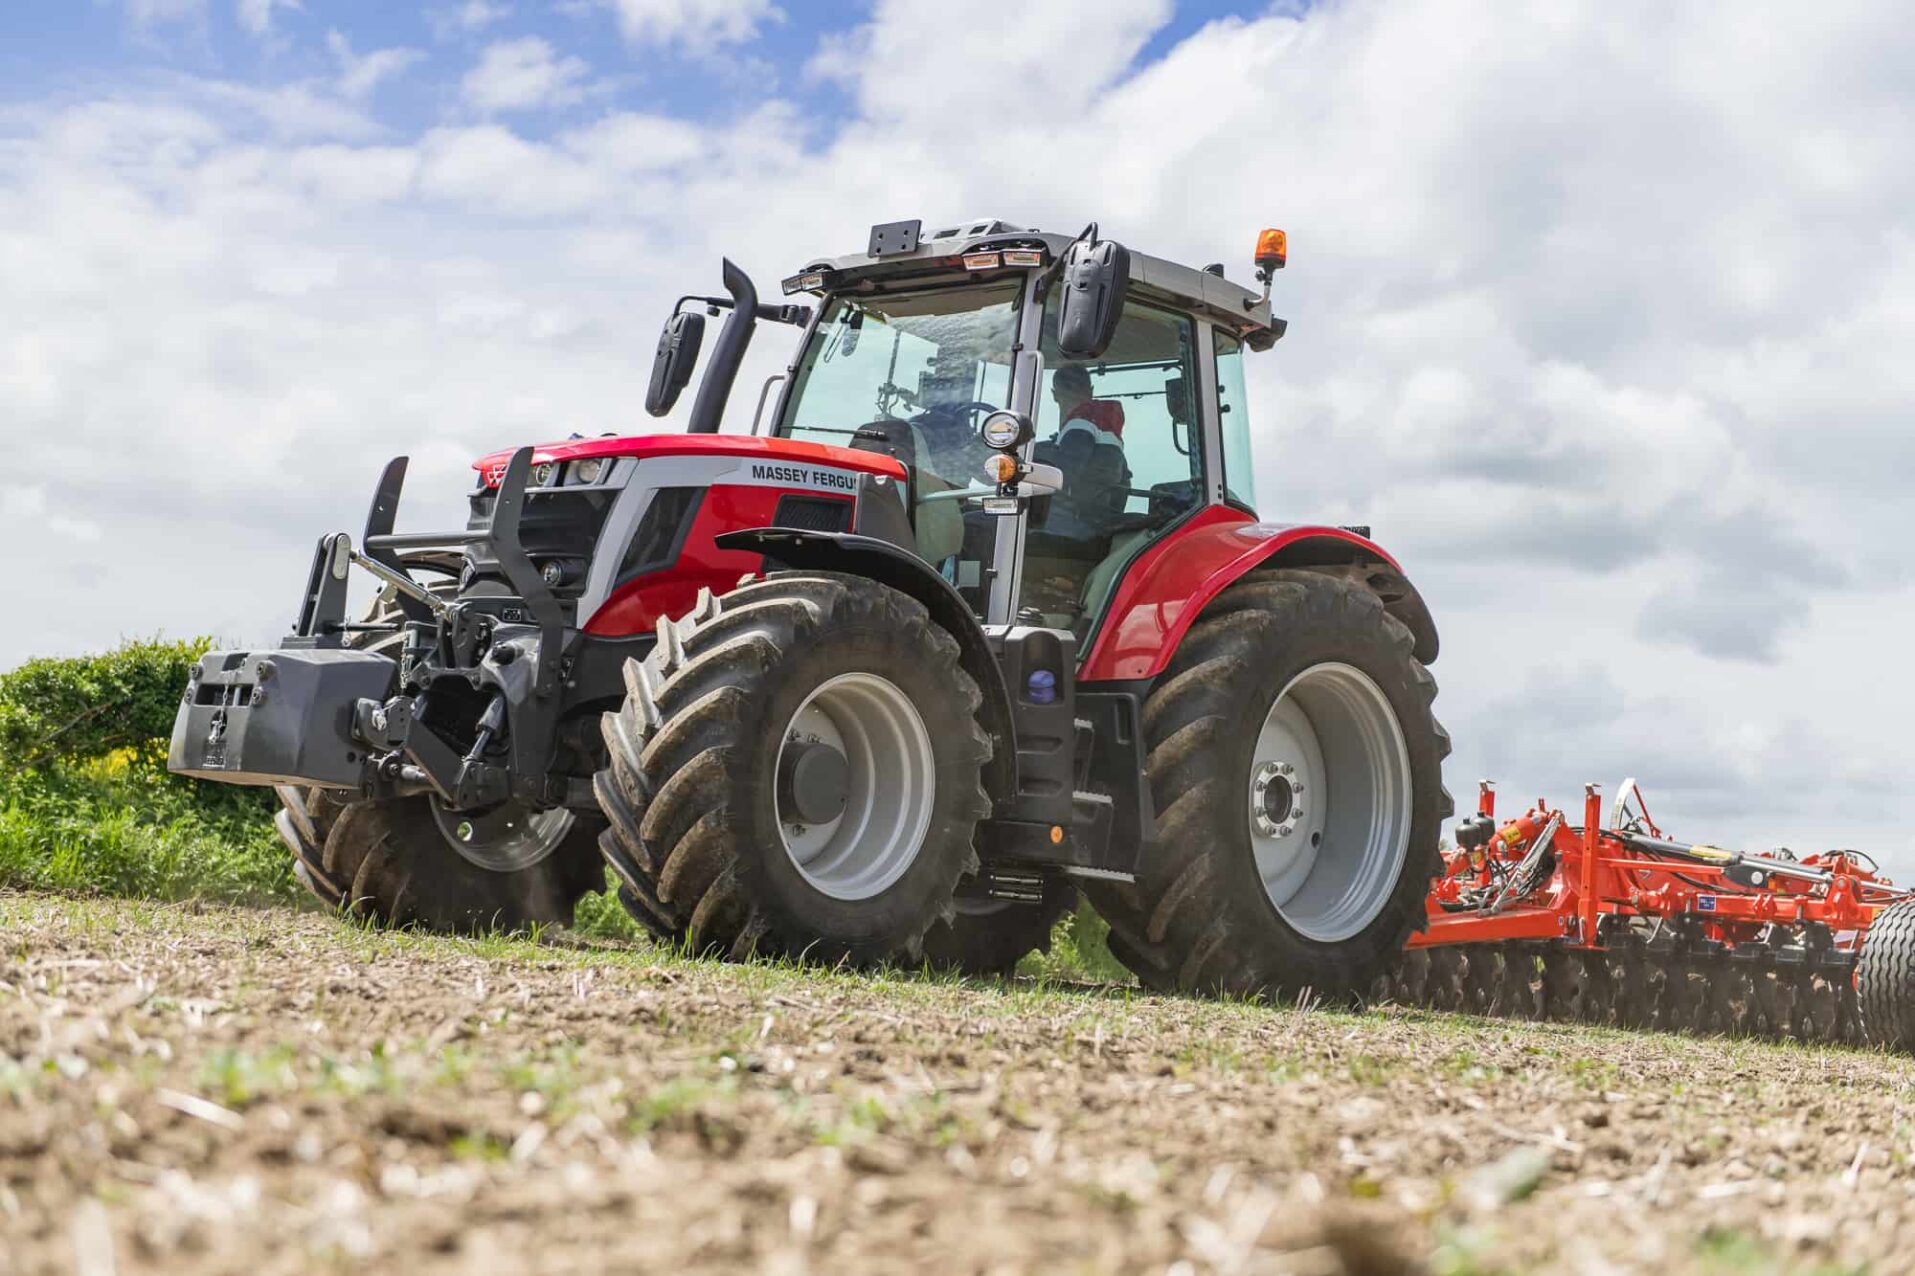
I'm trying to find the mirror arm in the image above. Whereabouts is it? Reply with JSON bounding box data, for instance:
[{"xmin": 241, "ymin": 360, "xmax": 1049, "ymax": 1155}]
[
  {"xmin": 1035, "ymin": 221, "xmax": 1096, "ymax": 295},
  {"xmin": 754, "ymin": 302, "xmax": 812, "ymax": 326},
  {"xmin": 674, "ymin": 294, "xmax": 807, "ymax": 327}
]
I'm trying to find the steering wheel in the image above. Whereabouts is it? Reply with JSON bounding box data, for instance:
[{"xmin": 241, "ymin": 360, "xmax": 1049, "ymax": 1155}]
[
  {"xmin": 912, "ymin": 400, "xmax": 999, "ymax": 435},
  {"xmin": 912, "ymin": 400, "xmax": 1001, "ymax": 472}
]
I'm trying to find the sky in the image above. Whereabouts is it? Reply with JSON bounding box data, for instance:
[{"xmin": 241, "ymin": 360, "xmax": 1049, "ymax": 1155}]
[{"xmin": 2, "ymin": 0, "xmax": 1913, "ymax": 866}]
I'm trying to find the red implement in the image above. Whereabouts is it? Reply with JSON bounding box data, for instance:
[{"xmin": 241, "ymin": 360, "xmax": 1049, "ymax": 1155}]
[{"xmin": 1382, "ymin": 779, "xmax": 1913, "ymax": 1047}]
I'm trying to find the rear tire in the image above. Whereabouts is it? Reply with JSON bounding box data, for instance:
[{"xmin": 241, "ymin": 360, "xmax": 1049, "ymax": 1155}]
[
  {"xmin": 1858, "ymin": 899, "xmax": 1915, "ymax": 1048},
  {"xmin": 276, "ymin": 790, "xmax": 605, "ymax": 932},
  {"xmin": 594, "ymin": 573, "xmax": 993, "ymax": 966},
  {"xmin": 1086, "ymin": 568, "xmax": 1449, "ymax": 1000}
]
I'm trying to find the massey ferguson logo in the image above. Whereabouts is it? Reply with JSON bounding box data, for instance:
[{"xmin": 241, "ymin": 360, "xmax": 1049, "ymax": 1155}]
[{"xmin": 748, "ymin": 463, "xmax": 858, "ymax": 492}]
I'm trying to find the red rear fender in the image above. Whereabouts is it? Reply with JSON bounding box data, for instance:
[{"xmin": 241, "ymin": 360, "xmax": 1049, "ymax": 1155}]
[{"xmin": 1078, "ymin": 507, "xmax": 1436, "ymax": 683}]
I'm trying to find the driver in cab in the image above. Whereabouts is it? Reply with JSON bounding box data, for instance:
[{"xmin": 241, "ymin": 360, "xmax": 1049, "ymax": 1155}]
[{"xmin": 1039, "ymin": 365, "xmax": 1132, "ymax": 541}]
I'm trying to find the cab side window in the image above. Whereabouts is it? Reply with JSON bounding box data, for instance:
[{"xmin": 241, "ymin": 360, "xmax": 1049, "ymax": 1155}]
[
  {"xmin": 1021, "ymin": 299, "xmax": 1203, "ymax": 631},
  {"xmin": 1214, "ymin": 329, "xmax": 1257, "ymax": 513}
]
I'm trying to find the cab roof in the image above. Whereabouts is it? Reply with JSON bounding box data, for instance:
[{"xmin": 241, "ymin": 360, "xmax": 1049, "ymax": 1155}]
[{"xmin": 787, "ymin": 218, "xmax": 1282, "ymax": 348}]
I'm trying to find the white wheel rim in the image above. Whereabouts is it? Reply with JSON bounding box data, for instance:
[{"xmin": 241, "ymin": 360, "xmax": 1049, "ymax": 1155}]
[
  {"xmin": 431, "ymin": 801, "xmax": 575, "ymax": 873},
  {"xmin": 1246, "ymin": 662, "xmax": 1413, "ymax": 942},
  {"xmin": 776, "ymin": 672, "xmax": 936, "ymax": 901}
]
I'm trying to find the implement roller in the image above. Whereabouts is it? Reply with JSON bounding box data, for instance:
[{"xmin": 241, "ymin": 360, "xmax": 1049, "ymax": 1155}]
[{"xmin": 1376, "ymin": 779, "xmax": 1915, "ymax": 1049}]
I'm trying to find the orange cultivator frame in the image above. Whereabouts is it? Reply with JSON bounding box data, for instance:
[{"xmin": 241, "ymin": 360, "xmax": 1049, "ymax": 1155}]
[
  {"xmin": 1412, "ymin": 781, "xmax": 1903, "ymax": 956},
  {"xmin": 1381, "ymin": 779, "xmax": 1914, "ymax": 1044}
]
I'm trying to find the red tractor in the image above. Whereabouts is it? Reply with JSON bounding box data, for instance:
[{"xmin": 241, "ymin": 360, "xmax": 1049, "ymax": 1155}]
[{"xmin": 170, "ymin": 217, "xmax": 1451, "ymax": 994}]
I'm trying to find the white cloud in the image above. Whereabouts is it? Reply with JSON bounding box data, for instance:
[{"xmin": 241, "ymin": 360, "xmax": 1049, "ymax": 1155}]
[
  {"xmin": 559, "ymin": 112, "xmax": 705, "ymax": 172},
  {"xmin": 601, "ymin": 0, "xmax": 780, "ymax": 52},
  {"xmin": 11, "ymin": 0, "xmax": 1915, "ymax": 864},
  {"xmin": 417, "ymin": 125, "xmax": 607, "ymax": 214},
  {"xmin": 326, "ymin": 31, "xmax": 426, "ymax": 102},
  {"xmin": 810, "ymin": 0, "xmax": 1169, "ymax": 124},
  {"xmin": 460, "ymin": 36, "xmax": 590, "ymax": 113},
  {"xmin": 167, "ymin": 75, "xmax": 382, "ymax": 140},
  {"xmin": 431, "ymin": 1, "xmax": 511, "ymax": 37},
  {"xmin": 124, "ymin": 0, "xmax": 206, "ymax": 27},
  {"xmin": 235, "ymin": 0, "xmax": 300, "ymax": 36},
  {"xmin": 1, "ymin": 488, "xmax": 102, "ymax": 545}
]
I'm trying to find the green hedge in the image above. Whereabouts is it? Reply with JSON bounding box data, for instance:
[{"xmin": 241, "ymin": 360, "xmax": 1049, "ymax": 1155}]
[{"xmin": 0, "ymin": 640, "xmax": 295, "ymax": 904}]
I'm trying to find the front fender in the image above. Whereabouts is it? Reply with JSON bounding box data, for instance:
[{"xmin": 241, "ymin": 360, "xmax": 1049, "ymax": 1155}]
[
  {"xmin": 713, "ymin": 527, "xmax": 1019, "ymax": 803},
  {"xmin": 1078, "ymin": 507, "xmax": 1438, "ymax": 683}
]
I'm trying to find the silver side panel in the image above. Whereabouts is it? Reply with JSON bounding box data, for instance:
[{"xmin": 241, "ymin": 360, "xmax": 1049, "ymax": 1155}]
[{"xmin": 575, "ymin": 453, "xmax": 873, "ymax": 627}]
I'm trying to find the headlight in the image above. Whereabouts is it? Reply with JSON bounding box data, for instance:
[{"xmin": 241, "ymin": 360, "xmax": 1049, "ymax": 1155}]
[
  {"xmin": 533, "ymin": 462, "xmax": 557, "ymax": 486},
  {"xmin": 979, "ymin": 410, "xmax": 1032, "ymax": 451},
  {"xmin": 566, "ymin": 458, "xmax": 605, "ymax": 485}
]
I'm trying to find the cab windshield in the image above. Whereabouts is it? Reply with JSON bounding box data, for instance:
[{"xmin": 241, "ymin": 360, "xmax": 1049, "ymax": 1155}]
[
  {"xmin": 777, "ymin": 282, "xmax": 1022, "ymax": 494},
  {"xmin": 776, "ymin": 281, "xmax": 1024, "ymax": 615}
]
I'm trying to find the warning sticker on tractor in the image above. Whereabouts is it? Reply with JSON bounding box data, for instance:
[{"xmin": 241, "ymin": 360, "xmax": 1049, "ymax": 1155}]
[
  {"xmin": 733, "ymin": 462, "xmax": 863, "ymax": 493},
  {"xmin": 1697, "ymin": 896, "xmax": 1717, "ymax": 912}
]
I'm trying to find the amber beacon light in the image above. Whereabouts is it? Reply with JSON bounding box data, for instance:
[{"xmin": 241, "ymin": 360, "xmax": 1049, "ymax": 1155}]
[{"xmin": 1254, "ymin": 228, "xmax": 1288, "ymax": 272}]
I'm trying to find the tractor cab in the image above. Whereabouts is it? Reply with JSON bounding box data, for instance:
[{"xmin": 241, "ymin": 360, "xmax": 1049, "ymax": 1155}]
[{"xmin": 747, "ymin": 218, "xmax": 1285, "ymax": 646}]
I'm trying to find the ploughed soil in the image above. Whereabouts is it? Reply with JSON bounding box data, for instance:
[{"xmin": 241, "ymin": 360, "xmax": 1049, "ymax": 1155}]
[{"xmin": 4, "ymin": 890, "xmax": 1911, "ymax": 1275}]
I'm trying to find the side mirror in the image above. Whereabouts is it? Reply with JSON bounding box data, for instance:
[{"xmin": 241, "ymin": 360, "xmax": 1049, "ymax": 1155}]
[
  {"xmin": 1055, "ymin": 236, "xmax": 1130, "ymax": 360},
  {"xmin": 645, "ymin": 310, "xmax": 705, "ymax": 417}
]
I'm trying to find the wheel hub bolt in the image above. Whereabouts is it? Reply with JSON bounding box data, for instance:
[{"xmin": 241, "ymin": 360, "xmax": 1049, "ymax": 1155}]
[{"xmin": 1253, "ymin": 762, "xmax": 1301, "ymax": 837}]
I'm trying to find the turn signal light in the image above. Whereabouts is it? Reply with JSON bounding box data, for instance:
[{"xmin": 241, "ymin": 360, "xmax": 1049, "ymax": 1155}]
[
  {"xmin": 1254, "ymin": 228, "xmax": 1287, "ymax": 270},
  {"xmin": 985, "ymin": 454, "xmax": 1020, "ymax": 484}
]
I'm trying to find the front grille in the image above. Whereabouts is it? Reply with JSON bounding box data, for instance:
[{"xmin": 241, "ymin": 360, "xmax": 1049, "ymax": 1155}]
[
  {"xmin": 618, "ymin": 487, "xmax": 703, "ymax": 581},
  {"xmin": 772, "ymin": 495, "xmax": 853, "ymax": 533}
]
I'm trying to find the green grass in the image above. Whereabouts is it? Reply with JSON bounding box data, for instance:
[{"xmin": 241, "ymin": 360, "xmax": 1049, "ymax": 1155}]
[
  {"xmin": 1020, "ymin": 895, "xmax": 1130, "ymax": 984},
  {"xmin": 0, "ymin": 752, "xmax": 294, "ymax": 906},
  {"xmin": 570, "ymin": 887, "xmax": 647, "ymax": 940},
  {"xmin": 1694, "ymin": 1227, "xmax": 1867, "ymax": 1276}
]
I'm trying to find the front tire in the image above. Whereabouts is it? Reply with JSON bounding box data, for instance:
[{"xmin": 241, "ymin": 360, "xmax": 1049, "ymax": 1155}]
[
  {"xmin": 594, "ymin": 573, "xmax": 993, "ymax": 966},
  {"xmin": 1087, "ymin": 568, "xmax": 1450, "ymax": 999},
  {"xmin": 275, "ymin": 789, "xmax": 606, "ymax": 932}
]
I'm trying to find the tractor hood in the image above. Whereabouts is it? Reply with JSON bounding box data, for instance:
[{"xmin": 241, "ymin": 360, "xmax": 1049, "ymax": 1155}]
[{"xmin": 471, "ymin": 433, "xmax": 907, "ymax": 489}]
